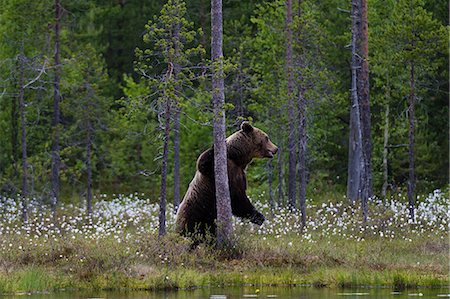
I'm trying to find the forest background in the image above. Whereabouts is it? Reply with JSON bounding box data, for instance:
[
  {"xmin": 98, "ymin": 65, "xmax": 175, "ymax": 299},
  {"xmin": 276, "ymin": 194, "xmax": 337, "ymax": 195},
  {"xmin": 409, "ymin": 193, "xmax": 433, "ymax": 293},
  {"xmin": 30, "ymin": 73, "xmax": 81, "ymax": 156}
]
[{"xmin": 0, "ymin": 0, "xmax": 448, "ymax": 211}]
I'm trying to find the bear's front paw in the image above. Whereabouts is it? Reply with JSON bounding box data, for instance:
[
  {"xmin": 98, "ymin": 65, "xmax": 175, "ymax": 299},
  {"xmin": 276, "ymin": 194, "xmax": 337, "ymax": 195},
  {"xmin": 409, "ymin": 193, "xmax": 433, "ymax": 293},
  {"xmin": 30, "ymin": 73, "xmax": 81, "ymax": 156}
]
[{"xmin": 250, "ymin": 211, "xmax": 265, "ymax": 226}]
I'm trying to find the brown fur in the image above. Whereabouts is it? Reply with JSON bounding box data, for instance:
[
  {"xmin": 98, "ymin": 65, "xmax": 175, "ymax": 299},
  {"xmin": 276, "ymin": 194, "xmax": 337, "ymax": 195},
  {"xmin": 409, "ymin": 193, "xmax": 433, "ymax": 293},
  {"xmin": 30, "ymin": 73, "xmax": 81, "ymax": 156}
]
[{"xmin": 175, "ymin": 122, "xmax": 278, "ymax": 239}]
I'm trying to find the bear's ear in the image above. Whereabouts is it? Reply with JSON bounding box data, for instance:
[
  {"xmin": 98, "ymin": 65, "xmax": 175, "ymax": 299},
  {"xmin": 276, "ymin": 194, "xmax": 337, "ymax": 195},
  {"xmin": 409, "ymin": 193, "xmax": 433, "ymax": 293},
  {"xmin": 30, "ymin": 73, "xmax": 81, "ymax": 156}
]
[{"xmin": 241, "ymin": 121, "xmax": 253, "ymax": 133}]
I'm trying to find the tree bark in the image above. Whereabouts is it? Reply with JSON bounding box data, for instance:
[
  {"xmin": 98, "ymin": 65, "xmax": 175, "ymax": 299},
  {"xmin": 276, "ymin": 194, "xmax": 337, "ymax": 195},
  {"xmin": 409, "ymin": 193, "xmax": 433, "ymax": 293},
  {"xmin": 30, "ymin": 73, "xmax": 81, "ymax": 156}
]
[
  {"xmin": 350, "ymin": 0, "xmax": 367, "ymax": 222},
  {"xmin": 296, "ymin": 0, "xmax": 306, "ymax": 227},
  {"xmin": 297, "ymin": 87, "xmax": 307, "ymax": 227},
  {"xmin": 359, "ymin": 0, "xmax": 372, "ymax": 201},
  {"xmin": 211, "ymin": 0, "xmax": 233, "ymax": 247},
  {"xmin": 347, "ymin": 99, "xmax": 362, "ymax": 203},
  {"xmin": 407, "ymin": 61, "xmax": 415, "ymax": 222},
  {"xmin": 382, "ymin": 104, "xmax": 389, "ymax": 198},
  {"xmin": 173, "ymin": 105, "xmax": 181, "ymax": 213},
  {"xmin": 159, "ymin": 97, "xmax": 171, "ymax": 237},
  {"xmin": 86, "ymin": 101, "xmax": 93, "ymax": 216},
  {"xmin": 18, "ymin": 55, "xmax": 28, "ymax": 223},
  {"xmin": 277, "ymin": 143, "xmax": 284, "ymax": 207},
  {"xmin": 173, "ymin": 22, "xmax": 181, "ymax": 214},
  {"xmin": 285, "ymin": 0, "xmax": 296, "ymax": 211},
  {"xmin": 11, "ymin": 76, "xmax": 18, "ymax": 177},
  {"xmin": 267, "ymin": 159, "xmax": 274, "ymax": 212},
  {"xmin": 51, "ymin": 0, "xmax": 62, "ymax": 214}
]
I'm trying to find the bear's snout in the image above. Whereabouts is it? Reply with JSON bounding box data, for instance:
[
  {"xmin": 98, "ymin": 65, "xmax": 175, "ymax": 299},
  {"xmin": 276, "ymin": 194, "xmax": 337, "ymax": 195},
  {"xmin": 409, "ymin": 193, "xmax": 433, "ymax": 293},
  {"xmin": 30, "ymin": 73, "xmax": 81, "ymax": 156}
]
[
  {"xmin": 271, "ymin": 146, "xmax": 278, "ymax": 155},
  {"xmin": 266, "ymin": 144, "xmax": 278, "ymax": 158}
]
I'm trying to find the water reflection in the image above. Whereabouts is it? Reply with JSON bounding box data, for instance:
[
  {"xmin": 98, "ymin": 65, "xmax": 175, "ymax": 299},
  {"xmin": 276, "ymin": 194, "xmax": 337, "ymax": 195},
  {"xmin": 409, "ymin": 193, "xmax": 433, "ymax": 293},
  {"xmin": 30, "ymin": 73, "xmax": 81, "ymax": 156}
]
[{"xmin": 6, "ymin": 287, "xmax": 449, "ymax": 299}]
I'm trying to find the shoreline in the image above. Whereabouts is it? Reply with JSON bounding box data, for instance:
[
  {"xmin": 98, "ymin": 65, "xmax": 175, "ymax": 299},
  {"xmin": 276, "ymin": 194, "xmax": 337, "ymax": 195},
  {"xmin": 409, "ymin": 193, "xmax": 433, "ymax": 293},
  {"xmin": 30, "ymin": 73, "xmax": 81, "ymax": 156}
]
[{"xmin": 0, "ymin": 266, "xmax": 448, "ymax": 294}]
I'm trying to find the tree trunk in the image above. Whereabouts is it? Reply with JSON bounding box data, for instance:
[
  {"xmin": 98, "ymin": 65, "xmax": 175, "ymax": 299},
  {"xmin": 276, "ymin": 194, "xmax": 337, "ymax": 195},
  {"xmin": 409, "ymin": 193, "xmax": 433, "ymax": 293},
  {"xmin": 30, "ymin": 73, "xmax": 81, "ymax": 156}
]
[
  {"xmin": 18, "ymin": 55, "xmax": 28, "ymax": 223},
  {"xmin": 350, "ymin": 0, "xmax": 367, "ymax": 222},
  {"xmin": 296, "ymin": 0, "xmax": 306, "ymax": 226},
  {"xmin": 11, "ymin": 77, "xmax": 18, "ymax": 177},
  {"xmin": 267, "ymin": 159, "xmax": 274, "ymax": 212},
  {"xmin": 382, "ymin": 104, "xmax": 389, "ymax": 198},
  {"xmin": 277, "ymin": 143, "xmax": 284, "ymax": 207},
  {"xmin": 51, "ymin": 0, "xmax": 62, "ymax": 214},
  {"xmin": 173, "ymin": 105, "xmax": 181, "ymax": 213},
  {"xmin": 159, "ymin": 97, "xmax": 171, "ymax": 237},
  {"xmin": 407, "ymin": 62, "xmax": 415, "ymax": 222},
  {"xmin": 285, "ymin": 0, "xmax": 296, "ymax": 211},
  {"xmin": 86, "ymin": 116, "xmax": 93, "ymax": 216},
  {"xmin": 359, "ymin": 0, "xmax": 372, "ymax": 201},
  {"xmin": 173, "ymin": 22, "xmax": 181, "ymax": 214},
  {"xmin": 211, "ymin": 0, "xmax": 233, "ymax": 247},
  {"xmin": 347, "ymin": 100, "xmax": 361, "ymax": 203},
  {"xmin": 297, "ymin": 87, "xmax": 307, "ymax": 227}
]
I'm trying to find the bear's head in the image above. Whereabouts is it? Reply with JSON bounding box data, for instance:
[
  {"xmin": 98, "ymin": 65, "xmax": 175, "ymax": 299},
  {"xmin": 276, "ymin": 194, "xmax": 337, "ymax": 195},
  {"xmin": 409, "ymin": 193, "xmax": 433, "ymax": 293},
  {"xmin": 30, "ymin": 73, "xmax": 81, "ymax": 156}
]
[{"xmin": 227, "ymin": 121, "xmax": 278, "ymax": 165}]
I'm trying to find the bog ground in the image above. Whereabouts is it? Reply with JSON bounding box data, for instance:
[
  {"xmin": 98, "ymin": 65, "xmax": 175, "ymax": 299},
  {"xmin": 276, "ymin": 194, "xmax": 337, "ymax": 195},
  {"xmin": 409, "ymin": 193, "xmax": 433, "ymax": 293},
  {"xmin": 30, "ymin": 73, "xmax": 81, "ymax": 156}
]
[{"xmin": 0, "ymin": 190, "xmax": 448, "ymax": 293}]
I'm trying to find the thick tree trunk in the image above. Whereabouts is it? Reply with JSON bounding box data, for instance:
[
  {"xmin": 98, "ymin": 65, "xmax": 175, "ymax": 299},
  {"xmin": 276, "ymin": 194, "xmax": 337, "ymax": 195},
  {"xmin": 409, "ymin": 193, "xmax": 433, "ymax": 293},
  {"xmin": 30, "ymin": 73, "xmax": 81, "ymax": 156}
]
[
  {"xmin": 51, "ymin": 0, "xmax": 62, "ymax": 214},
  {"xmin": 285, "ymin": 0, "xmax": 296, "ymax": 210},
  {"xmin": 18, "ymin": 55, "xmax": 28, "ymax": 223},
  {"xmin": 211, "ymin": 0, "xmax": 233, "ymax": 247},
  {"xmin": 297, "ymin": 88, "xmax": 307, "ymax": 227},
  {"xmin": 159, "ymin": 98, "xmax": 171, "ymax": 237},
  {"xmin": 407, "ymin": 62, "xmax": 415, "ymax": 222},
  {"xmin": 350, "ymin": 0, "xmax": 367, "ymax": 222},
  {"xmin": 382, "ymin": 104, "xmax": 389, "ymax": 198}
]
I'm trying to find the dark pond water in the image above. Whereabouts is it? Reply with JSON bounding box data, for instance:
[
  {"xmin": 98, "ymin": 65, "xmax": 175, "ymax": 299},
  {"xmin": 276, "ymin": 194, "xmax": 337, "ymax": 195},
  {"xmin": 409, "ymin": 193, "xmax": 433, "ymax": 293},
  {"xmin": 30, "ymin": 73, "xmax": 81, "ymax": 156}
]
[{"xmin": 6, "ymin": 287, "xmax": 450, "ymax": 299}]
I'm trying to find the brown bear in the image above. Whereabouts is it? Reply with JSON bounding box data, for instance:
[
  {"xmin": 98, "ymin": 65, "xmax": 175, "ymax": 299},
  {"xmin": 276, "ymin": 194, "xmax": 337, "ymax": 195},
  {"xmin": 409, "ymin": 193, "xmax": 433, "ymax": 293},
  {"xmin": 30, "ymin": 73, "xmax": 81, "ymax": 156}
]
[{"xmin": 175, "ymin": 121, "xmax": 278, "ymax": 239}]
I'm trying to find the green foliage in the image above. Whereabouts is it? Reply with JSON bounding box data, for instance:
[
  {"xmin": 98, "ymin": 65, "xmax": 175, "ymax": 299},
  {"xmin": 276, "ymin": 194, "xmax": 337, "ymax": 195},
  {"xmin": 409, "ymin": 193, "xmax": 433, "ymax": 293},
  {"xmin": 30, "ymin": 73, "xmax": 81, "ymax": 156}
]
[
  {"xmin": 0, "ymin": 0, "xmax": 447, "ymax": 201},
  {"xmin": 371, "ymin": 0, "xmax": 448, "ymax": 193}
]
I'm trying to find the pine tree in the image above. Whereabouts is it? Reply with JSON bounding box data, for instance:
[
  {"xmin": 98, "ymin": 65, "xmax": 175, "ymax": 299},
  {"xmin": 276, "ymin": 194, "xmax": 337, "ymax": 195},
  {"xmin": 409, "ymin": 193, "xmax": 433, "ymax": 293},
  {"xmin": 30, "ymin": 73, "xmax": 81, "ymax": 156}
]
[{"xmin": 135, "ymin": 0, "xmax": 204, "ymax": 236}]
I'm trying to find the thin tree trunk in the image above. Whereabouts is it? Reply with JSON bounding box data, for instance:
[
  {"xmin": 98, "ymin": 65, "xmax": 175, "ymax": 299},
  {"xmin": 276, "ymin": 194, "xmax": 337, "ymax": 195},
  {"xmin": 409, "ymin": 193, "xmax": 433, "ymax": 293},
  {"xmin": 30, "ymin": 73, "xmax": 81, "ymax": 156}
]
[
  {"xmin": 173, "ymin": 22, "xmax": 181, "ymax": 214},
  {"xmin": 407, "ymin": 62, "xmax": 415, "ymax": 222},
  {"xmin": 173, "ymin": 106, "xmax": 181, "ymax": 213},
  {"xmin": 347, "ymin": 101, "xmax": 361, "ymax": 203},
  {"xmin": 51, "ymin": 0, "xmax": 62, "ymax": 214},
  {"xmin": 86, "ymin": 115, "xmax": 93, "ymax": 216},
  {"xmin": 18, "ymin": 55, "xmax": 28, "ymax": 223},
  {"xmin": 347, "ymin": 0, "xmax": 362, "ymax": 203},
  {"xmin": 199, "ymin": 0, "xmax": 207, "ymax": 76},
  {"xmin": 297, "ymin": 87, "xmax": 307, "ymax": 227},
  {"xmin": 267, "ymin": 159, "xmax": 274, "ymax": 212},
  {"xmin": 296, "ymin": 0, "xmax": 306, "ymax": 226},
  {"xmin": 11, "ymin": 77, "xmax": 18, "ymax": 177},
  {"xmin": 277, "ymin": 143, "xmax": 284, "ymax": 207},
  {"xmin": 382, "ymin": 104, "xmax": 389, "ymax": 198},
  {"xmin": 285, "ymin": 0, "xmax": 296, "ymax": 210},
  {"xmin": 159, "ymin": 97, "xmax": 171, "ymax": 237},
  {"xmin": 359, "ymin": 0, "xmax": 372, "ymax": 200},
  {"xmin": 211, "ymin": 0, "xmax": 233, "ymax": 247}
]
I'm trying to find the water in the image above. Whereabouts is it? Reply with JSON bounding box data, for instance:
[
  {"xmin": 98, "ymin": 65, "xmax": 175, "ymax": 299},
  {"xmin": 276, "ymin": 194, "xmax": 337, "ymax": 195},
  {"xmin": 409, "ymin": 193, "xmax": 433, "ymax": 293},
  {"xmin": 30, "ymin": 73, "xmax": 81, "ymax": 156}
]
[{"xmin": 6, "ymin": 287, "xmax": 449, "ymax": 299}]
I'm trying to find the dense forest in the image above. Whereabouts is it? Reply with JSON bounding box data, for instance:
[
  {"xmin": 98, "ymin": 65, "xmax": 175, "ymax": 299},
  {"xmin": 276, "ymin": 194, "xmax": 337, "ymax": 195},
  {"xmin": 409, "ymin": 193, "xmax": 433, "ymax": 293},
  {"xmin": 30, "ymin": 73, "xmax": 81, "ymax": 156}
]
[{"xmin": 0, "ymin": 0, "xmax": 448, "ymax": 216}]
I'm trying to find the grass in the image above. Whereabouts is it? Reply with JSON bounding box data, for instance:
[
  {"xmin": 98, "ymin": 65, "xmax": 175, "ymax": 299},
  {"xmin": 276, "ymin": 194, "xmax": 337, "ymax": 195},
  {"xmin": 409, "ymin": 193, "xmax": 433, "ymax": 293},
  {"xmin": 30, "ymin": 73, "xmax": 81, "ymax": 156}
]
[
  {"xmin": 0, "ymin": 231, "xmax": 447, "ymax": 293},
  {"xmin": 0, "ymin": 190, "xmax": 448, "ymax": 294}
]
